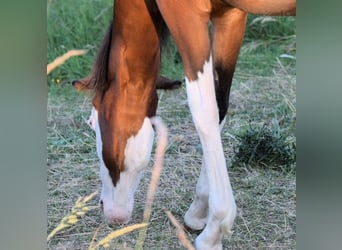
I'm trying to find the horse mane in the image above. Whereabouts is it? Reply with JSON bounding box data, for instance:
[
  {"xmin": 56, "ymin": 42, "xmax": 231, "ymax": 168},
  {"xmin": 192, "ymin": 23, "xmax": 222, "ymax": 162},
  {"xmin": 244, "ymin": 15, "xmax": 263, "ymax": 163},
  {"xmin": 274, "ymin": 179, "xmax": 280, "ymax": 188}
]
[{"xmin": 89, "ymin": 22, "xmax": 113, "ymax": 93}]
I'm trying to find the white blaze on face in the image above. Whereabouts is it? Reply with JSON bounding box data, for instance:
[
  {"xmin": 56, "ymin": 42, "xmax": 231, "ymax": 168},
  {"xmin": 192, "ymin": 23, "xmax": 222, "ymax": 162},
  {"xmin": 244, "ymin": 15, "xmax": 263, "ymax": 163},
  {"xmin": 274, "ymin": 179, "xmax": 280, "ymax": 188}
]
[{"xmin": 90, "ymin": 106, "xmax": 154, "ymax": 224}]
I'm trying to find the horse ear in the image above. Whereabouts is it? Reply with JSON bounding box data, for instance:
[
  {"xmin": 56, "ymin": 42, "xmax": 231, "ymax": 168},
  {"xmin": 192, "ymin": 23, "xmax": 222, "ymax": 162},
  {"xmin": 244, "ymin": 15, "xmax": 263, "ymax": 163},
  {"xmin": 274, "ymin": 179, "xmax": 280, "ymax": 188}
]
[{"xmin": 72, "ymin": 76, "xmax": 93, "ymax": 91}]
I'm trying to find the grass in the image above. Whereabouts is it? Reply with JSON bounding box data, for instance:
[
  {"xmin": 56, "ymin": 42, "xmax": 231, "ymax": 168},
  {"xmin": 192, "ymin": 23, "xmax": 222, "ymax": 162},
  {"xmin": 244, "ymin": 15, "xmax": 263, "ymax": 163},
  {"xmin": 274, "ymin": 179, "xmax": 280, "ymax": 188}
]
[
  {"xmin": 47, "ymin": 72, "xmax": 296, "ymax": 249},
  {"xmin": 232, "ymin": 121, "xmax": 296, "ymax": 171},
  {"xmin": 47, "ymin": 0, "xmax": 114, "ymax": 84},
  {"xmin": 48, "ymin": 1, "xmax": 296, "ymax": 249}
]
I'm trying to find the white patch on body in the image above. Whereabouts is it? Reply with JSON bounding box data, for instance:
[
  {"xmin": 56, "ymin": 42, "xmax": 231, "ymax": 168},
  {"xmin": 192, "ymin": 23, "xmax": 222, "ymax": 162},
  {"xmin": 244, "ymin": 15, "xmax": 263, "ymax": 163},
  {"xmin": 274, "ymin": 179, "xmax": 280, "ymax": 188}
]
[
  {"xmin": 90, "ymin": 107, "xmax": 154, "ymax": 224},
  {"xmin": 184, "ymin": 56, "xmax": 236, "ymax": 250}
]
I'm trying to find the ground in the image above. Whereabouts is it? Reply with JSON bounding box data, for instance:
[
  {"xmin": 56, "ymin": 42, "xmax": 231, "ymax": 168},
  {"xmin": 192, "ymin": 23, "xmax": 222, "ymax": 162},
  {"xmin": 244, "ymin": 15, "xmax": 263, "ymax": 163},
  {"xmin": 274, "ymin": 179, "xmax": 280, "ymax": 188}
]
[{"xmin": 47, "ymin": 63, "xmax": 296, "ymax": 249}]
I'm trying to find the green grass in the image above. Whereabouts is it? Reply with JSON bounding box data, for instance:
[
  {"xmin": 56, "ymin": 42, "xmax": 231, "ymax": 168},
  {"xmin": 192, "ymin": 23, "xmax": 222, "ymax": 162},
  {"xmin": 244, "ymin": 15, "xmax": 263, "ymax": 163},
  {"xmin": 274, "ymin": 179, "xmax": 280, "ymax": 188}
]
[
  {"xmin": 47, "ymin": 0, "xmax": 113, "ymax": 84},
  {"xmin": 48, "ymin": 1, "xmax": 296, "ymax": 249},
  {"xmin": 233, "ymin": 120, "xmax": 296, "ymax": 171}
]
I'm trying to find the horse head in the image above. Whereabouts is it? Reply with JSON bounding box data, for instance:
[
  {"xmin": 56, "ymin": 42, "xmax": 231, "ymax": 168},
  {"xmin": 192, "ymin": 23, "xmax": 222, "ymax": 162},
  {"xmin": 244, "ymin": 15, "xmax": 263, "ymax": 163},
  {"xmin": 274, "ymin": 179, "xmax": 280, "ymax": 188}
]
[{"xmin": 72, "ymin": 78, "xmax": 156, "ymax": 224}]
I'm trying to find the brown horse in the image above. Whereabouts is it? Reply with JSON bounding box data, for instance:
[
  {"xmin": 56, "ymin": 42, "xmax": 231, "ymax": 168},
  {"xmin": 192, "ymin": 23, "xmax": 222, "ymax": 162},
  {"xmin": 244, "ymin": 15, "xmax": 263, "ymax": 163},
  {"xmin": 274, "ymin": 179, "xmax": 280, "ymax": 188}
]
[{"xmin": 73, "ymin": 0, "xmax": 295, "ymax": 249}]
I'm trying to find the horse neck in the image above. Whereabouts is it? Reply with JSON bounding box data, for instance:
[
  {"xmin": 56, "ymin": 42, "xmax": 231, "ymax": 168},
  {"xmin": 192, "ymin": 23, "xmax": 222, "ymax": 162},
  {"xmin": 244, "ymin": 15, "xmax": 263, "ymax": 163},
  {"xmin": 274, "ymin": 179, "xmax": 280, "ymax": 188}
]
[
  {"xmin": 112, "ymin": 0, "xmax": 161, "ymax": 74},
  {"xmin": 106, "ymin": 0, "xmax": 160, "ymax": 115}
]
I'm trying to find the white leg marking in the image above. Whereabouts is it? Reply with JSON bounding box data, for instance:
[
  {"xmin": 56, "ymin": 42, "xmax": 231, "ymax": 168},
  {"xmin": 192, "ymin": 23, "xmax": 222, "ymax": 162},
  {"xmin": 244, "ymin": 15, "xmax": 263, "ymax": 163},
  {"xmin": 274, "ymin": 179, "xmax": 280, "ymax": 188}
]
[
  {"xmin": 184, "ymin": 158, "xmax": 209, "ymax": 230},
  {"xmin": 185, "ymin": 56, "xmax": 236, "ymax": 250},
  {"xmin": 184, "ymin": 115, "xmax": 228, "ymax": 231},
  {"xmin": 91, "ymin": 107, "xmax": 154, "ymax": 224}
]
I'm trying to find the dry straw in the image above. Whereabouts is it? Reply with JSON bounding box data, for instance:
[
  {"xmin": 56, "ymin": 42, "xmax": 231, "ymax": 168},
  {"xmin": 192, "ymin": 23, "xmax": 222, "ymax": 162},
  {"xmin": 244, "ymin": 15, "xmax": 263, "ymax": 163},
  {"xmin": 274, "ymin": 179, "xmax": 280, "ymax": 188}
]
[
  {"xmin": 47, "ymin": 49, "xmax": 87, "ymax": 75},
  {"xmin": 47, "ymin": 191, "xmax": 98, "ymax": 241},
  {"xmin": 165, "ymin": 210, "xmax": 195, "ymax": 250},
  {"xmin": 135, "ymin": 116, "xmax": 168, "ymax": 249},
  {"xmin": 89, "ymin": 223, "xmax": 148, "ymax": 249}
]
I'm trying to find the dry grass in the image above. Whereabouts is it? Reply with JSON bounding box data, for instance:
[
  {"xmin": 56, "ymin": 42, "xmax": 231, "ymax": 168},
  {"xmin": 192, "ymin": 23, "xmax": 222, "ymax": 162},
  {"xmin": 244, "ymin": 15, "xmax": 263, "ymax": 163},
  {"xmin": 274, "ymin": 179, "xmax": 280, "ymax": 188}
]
[
  {"xmin": 47, "ymin": 63, "xmax": 295, "ymax": 249},
  {"xmin": 47, "ymin": 50, "xmax": 87, "ymax": 75},
  {"xmin": 165, "ymin": 210, "xmax": 195, "ymax": 250}
]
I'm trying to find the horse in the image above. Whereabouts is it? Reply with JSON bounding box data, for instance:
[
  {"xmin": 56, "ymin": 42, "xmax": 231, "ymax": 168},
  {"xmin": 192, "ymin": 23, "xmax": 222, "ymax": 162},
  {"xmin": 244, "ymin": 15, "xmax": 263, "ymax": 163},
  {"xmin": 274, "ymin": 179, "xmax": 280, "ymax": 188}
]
[{"xmin": 72, "ymin": 0, "xmax": 295, "ymax": 249}]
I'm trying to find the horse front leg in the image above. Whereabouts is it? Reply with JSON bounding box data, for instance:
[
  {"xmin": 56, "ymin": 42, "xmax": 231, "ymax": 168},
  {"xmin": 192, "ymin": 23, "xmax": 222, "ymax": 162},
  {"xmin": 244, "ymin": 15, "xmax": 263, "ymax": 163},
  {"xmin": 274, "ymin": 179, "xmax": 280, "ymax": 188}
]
[
  {"xmin": 156, "ymin": 3, "xmax": 236, "ymax": 249},
  {"xmin": 185, "ymin": 8, "xmax": 247, "ymax": 240},
  {"xmin": 184, "ymin": 158, "xmax": 209, "ymax": 231},
  {"xmin": 185, "ymin": 55, "xmax": 236, "ymax": 250}
]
